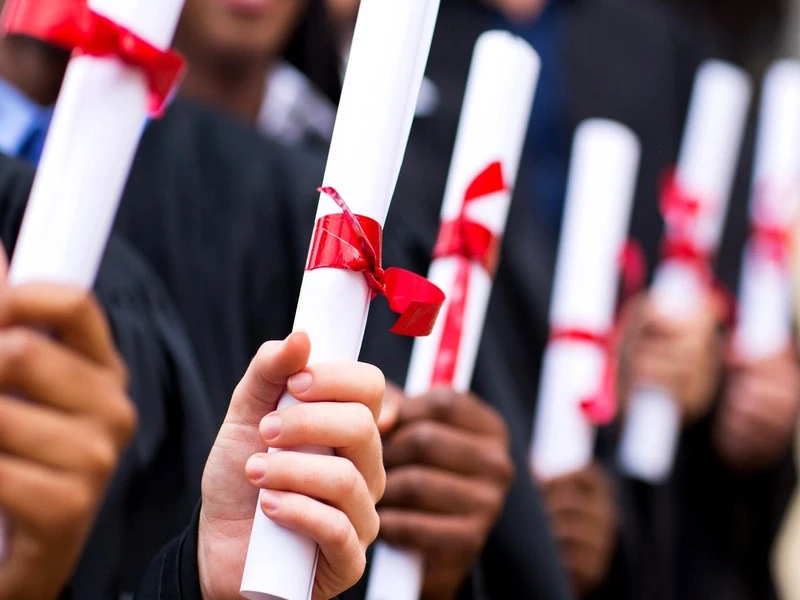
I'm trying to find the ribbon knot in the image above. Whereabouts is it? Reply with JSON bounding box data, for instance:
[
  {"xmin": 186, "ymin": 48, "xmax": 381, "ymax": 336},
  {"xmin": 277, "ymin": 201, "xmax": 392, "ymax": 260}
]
[
  {"xmin": 549, "ymin": 327, "xmax": 618, "ymax": 425},
  {"xmin": 430, "ymin": 161, "xmax": 507, "ymax": 386},
  {"xmin": 2, "ymin": 0, "xmax": 185, "ymax": 116},
  {"xmin": 659, "ymin": 168, "xmax": 715, "ymax": 280},
  {"xmin": 751, "ymin": 222, "xmax": 791, "ymax": 266},
  {"xmin": 308, "ymin": 187, "xmax": 445, "ymax": 337}
]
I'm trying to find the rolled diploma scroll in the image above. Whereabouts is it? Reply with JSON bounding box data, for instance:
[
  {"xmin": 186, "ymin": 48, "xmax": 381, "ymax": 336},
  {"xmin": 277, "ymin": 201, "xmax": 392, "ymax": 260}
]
[
  {"xmin": 364, "ymin": 31, "xmax": 540, "ymax": 600},
  {"xmin": 0, "ymin": 0, "xmax": 184, "ymax": 564},
  {"xmin": 529, "ymin": 120, "xmax": 641, "ymax": 480},
  {"xmin": 8, "ymin": 0, "xmax": 184, "ymax": 287},
  {"xmin": 618, "ymin": 61, "xmax": 752, "ymax": 483},
  {"xmin": 733, "ymin": 61, "xmax": 800, "ymax": 361},
  {"xmin": 239, "ymin": 1, "xmax": 441, "ymax": 598}
]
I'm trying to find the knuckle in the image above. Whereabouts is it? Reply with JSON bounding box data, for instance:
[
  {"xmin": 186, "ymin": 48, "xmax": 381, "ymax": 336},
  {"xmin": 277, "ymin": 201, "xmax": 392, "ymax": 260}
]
[
  {"xmin": 353, "ymin": 403, "xmax": 377, "ymax": 437},
  {"xmin": 427, "ymin": 388, "xmax": 458, "ymax": 421},
  {"xmin": 389, "ymin": 468, "xmax": 426, "ymax": 506},
  {"xmin": 328, "ymin": 510, "xmax": 355, "ymax": 549},
  {"xmin": 0, "ymin": 328, "xmax": 36, "ymax": 370},
  {"xmin": 83, "ymin": 437, "xmax": 119, "ymax": 481},
  {"xmin": 365, "ymin": 365, "xmax": 386, "ymax": 405},
  {"xmin": 405, "ymin": 421, "xmax": 436, "ymax": 462},
  {"xmin": 363, "ymin": 507, "xmax": 380, "ymax": 545},
  {"xmin": 337, "ymin": 460, "xmax": 362, "ymax": 497},
  {"xmin": 59, "ymin": 481, "xmax": 95, "ymax": 525},
  {"xmin": 105, "ymin": 389, "xmax": 138, "ymax": 446}
]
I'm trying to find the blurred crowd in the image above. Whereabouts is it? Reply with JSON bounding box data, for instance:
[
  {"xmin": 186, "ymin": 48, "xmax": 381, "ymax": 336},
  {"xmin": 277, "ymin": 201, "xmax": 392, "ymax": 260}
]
[{"xmin": 0, "ymin": 0, "xmax": 800, "ymax": 599}]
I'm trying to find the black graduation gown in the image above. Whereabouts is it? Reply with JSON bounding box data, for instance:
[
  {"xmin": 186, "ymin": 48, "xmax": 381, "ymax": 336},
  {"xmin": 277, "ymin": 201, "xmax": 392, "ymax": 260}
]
[
  {"xmin": 0, "ymin": 153, "xmax": 215, "ymax": 600},
  {"xmin": 387, "ymin": 1, "xmax": 795, "ymax": 599},
  {"xmin": 115, "ymin": 100, "xmax": 573, "ymax": 599}
]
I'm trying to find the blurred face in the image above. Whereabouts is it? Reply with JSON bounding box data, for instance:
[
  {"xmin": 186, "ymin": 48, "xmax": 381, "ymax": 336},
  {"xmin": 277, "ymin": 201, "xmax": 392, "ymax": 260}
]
[
  {"xmin": 176, "ymin": 0, "xmax": 308, "ymax": 66},
  {"xmin": 483, "ymin": 0, "xmax": 548, "ymax": 22}
]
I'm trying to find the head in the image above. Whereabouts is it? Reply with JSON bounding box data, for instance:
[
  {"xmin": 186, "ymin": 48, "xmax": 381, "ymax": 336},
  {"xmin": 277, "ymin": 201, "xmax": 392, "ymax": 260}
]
[
  {"xmin": 176, "ymin": 0, "xmax": 340, "ymax": 103},
  {"xmin": 176, "ymin": 0, "xmax": 307, "ymax": 69},
  {"xmin": 481, "ymin": 0, "xmax": 548, "ymax": 22}
]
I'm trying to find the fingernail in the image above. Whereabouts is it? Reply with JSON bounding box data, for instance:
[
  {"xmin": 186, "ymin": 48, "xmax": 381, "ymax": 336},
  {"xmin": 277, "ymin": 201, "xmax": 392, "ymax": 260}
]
[
  {"xmin": 260, "ymin": 415, "xmax": 282, "ymax": 441},
  {"xmin": 288, "ymin": 371, "xmax": 313, "ymax": 394},
  {"xmin": 246, "ymin": 455, "xmax": 268, "ymax": 480},
  {"xmin": 261, "ymin": 491, "xmax": 281, "ymax": 512}
]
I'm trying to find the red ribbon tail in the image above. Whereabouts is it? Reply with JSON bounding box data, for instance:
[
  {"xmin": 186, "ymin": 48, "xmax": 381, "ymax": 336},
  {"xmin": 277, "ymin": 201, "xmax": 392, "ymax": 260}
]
[
  {"xmin": 383, "ymin": 267, "xmax": 445, "ymax": 337},
  {"xmin": 579, "ymin": 347, "xmax": 618, "ymax": 426}
]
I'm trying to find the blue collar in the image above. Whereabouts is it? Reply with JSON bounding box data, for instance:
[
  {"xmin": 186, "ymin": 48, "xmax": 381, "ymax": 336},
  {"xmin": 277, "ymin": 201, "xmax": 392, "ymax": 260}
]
[{"xmin": 0, "ymin": 77, "xmax": 54, "ymax": 163}]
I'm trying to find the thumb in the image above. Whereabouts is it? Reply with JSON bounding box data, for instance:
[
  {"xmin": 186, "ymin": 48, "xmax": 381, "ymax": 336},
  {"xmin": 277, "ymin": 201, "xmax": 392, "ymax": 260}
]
[
  {"xmin": 377, "ymin": 381, "xmax": 404, "ymax": 435},
  {"xmin": 225, "ymin": 331, "xmax": 312, "ymax": 428}
]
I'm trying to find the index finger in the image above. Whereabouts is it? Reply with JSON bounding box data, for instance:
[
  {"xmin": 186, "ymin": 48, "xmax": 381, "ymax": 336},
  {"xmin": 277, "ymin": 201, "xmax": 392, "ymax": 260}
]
[
  {"xmin": 399, "ymin": 387, "xmax": 509, "ymax": 439},
  {"xmin": 0, "ymin": 284, "xmax": 123, "ymax": 378}
]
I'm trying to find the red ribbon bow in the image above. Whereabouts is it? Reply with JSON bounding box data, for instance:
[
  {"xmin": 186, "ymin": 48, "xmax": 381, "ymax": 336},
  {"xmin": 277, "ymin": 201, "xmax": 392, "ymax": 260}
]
[
  {"xmin": 749, "ymin": 182, "xmax": 795, "ymax": 267},
  {"xmin": 308, "ymin": 187, "xmax": 445, "ymax": 337},
  {"xmin": 2, "ymin": 0, "xmax": 185, "ymax": 116},
  {"xmin": 751, "ymin": 222, "xmax": 791, "ymax": 265},
  {"xmin": 659, "ymin": 168, "xmax": 714, "ymax": 281},
  {"xmin": 429, "ymin": 162, "xmax": 507, "ymax": 385},
  {"xmin": 544, "ymin": 242, "xmax": 646, "ymax": 426},
  {"xmin": 548, "ymin": 328, "xmax": 618, "ymax": 425}
]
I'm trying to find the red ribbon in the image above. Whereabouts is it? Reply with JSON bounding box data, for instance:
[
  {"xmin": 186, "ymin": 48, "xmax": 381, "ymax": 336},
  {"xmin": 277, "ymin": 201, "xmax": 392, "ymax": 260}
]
[
  {"xmin": 659, "ymin": 168, "xmax": 715, "ymax": 281},
  {"xmin": 548, "ymin": 327, "xmax": 617, "ymax": 425},
  {"xmin": 544, "ymin": 242, "xmax": 645, "ymax": 426},
  {"xmin": 1, "ymin": 0, "xmax": 185, "ymax": 116},
  {"xmin": 308, "ymin": 187, "xmax": 445, "ymax": 337},
  {"xmin": 749, "ymin": 182, "xmax": 795, "ymax": 267},
  {"xmin": 751, "ymin": 222, "xmax": 791, "ymax": 265},
  {"xmin": 429, "ymin": 162, "xmax": 507, "ymax": 385}
]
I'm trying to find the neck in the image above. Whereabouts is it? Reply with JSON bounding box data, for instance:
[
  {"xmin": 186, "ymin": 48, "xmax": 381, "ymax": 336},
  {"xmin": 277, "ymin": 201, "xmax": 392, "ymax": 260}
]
[
  {"xmin": 181, "ymin": 56, "xmax": 274, "ymax": 123},
  {"xmin": 0, "ymin": 37, "xmax": 69, "ymax": 106}
]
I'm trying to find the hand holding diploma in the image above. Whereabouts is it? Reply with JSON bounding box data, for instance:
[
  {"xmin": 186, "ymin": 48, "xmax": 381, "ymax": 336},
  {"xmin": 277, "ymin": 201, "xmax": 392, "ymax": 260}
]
[
  {"xmin": 0, "ymin": 274, "xmax": 135, "ymax": 600},
  {"xmin": 240, "ymin": 1, "xmax": 444, "ymax": 597},
  {"xmin": 618, "ymin": 61, "xmax": 752, "ymax": 483},
  {"xmin": 197, "ymin": 332, "xmax": 385, "ymax": 600},
  {"xmin": 368, "ymin": 384, "xmax": 514, "ymax": 600},
  {"xmin": 364, "ymin": 30, "xmax": 539, "ymax": 600},
  {"xmin": 530, "ymin": 119, "xmax": 641, "ymax": 480},
  {"xmin": 0, "ymin": 0, "xmax": 185, "ymax": 567},
  {"xmin": 715, "ymin": 61, "xmax": 800, "ymax": 472}
]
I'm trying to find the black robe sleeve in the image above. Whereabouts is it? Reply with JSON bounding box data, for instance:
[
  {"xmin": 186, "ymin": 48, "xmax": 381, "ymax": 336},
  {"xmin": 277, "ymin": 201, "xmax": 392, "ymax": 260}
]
[{"xmin": 0, "ymin": 152, "xmax": 217, "ymax": 600}]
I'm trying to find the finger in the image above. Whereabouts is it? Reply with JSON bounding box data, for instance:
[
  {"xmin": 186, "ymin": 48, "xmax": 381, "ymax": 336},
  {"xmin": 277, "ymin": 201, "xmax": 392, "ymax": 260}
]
[
  {"xmin": 259, "ymin": 402, "xmax": 384, "ymax": 498},
  {"xmin": 0, "ymin": 284, "xmax": 123, "ymax": 378},
  {"xmin": 286, "ymin": 361, "xmax": 384, "ymax": 421},
  {"xmin": 377, "ymin": 508, "xmax": 480, "ymax": 555},
  {"xmin": 0, "ymin": 328, "xmax": 131, "ymax": 427},
  {"xmin": 0, "ymin": 455, "xmax": 93, "ymax": 539},
  {"xmin": 0, "ymin": 396, "xmax": 121, "ymax": 478},
  {"xmin": 398, "ymin": 388, "xmax": 509, "ymax": 440},
  {"xmin": 246, "ymin": 452, "xmax": 379, "ymax": 542},
  {"xmin": 543, "ymin": 486, "xmax": 608, "ymax": 528},
  {"xmin": 552, "ymin": 517, "xmax": 607, "ymax": 557},
  {"xmin": 377, "ymin": 382, "xmax": 403, "ymax": 436},
  {"xmin": 260, "ymin": 490, "xmax": 366, "ymax": 589},
  {"xmin": 381, "ymin": 466, "xmax": 503, "ymax": 515},
  {"xmin": 382, "ymin": 420, "xmax": 513, "ymax": 485},
  {"xmin": 226, "ymin": 332, "xmax": 311, "ymax": 428}
]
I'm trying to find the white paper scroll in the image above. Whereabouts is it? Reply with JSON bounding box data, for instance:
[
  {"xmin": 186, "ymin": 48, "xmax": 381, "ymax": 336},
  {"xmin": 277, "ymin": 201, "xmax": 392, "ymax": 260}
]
[
  {"xmin": 618, "ymin": 61, "xmax": 752, "ymax": 483},
  {"xmin": 529, "ymin": 120, "xmax": 640, "ymax": 480},
  {"xmin": 733, "ymin": 61, "xmax": 800, "ymax": 361},
  {"xmin": 0, "ymin": 0, "xmax": 184, "ymax": 565},
  {"xmin": 364, "ymin": 31, "xmax": 540, "ymax": 600},
  {"xmin": 239, "ymin": 1, "xmax": 441, "ymax": 598},
  {"xmin": 9, "ymin": 0, "xmax": 184, "ymax": 287}
]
